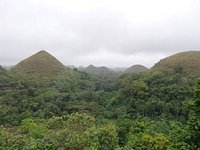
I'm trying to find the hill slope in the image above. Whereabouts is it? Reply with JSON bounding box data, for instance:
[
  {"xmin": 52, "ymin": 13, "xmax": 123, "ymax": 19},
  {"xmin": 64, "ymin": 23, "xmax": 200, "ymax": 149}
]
[
  {"xmin": 13, "ymin": 50, "xmax": 65, "ymax": 76},
  {"xmin": 125, "ymin": 65, "xmax": 148, "ymax": 73},
  {"xmin": 152, "ymin": 51, "xmax": 200, "ymax": 78}
]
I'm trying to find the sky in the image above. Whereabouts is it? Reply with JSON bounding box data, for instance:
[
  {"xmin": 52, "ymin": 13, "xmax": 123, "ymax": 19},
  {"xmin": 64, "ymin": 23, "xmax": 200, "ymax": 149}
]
[{"xmin": 0, "ymin": 0, "xmax": 200, "ymax": 68}]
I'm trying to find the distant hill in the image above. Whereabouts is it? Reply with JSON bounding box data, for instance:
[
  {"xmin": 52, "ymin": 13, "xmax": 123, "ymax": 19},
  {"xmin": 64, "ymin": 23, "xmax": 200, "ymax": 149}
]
[
  {"xmin": 152, "ymin": 51, "xmax": 200, "ymax": 78},
  {"xmin": 79, "ymin": 65, "xmax": 116, "ymax": 77},
  {"xmin": 79, "ymin": 64, "xmax": 149, "ymax": 77},
  {"xmin": 13, "ymin": 50, "xmax": 66, "ymax": 76},
  {"xmin": 125, "ymin": 65, "xmax": 148, "ymax": 73}
]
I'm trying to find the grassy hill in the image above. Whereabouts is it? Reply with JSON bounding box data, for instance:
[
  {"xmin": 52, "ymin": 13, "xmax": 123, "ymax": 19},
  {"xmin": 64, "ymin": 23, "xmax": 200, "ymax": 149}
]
[
  {"xmin": 152, "ymin": 51, "xmax": 200, "ymax": 78},
  {"xmin": 125, "ymin": 65, "xmax": 148, "ymax": 74},
  {"xmin": 13, "ymin": 50, "xmax": 66, "ymax": 76}
]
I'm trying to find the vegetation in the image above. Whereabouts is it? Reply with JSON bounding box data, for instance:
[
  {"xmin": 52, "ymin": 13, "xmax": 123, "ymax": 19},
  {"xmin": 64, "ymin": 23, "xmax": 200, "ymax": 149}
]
[
  {"xmin": 152, "ymin": 51, "xmax": 200, "ymax": 78},
  {"xmin": 1, "ymin": 50, "xmax": 200, "ymax": 149}
]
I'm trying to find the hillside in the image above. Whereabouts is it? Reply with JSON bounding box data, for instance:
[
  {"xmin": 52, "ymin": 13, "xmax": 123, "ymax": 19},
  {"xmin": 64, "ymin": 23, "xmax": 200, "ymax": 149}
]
[
  {"xmin": 125, "ymin": 65, "xmax": 148, "ymax": 73},
  {"xmin": 152, "ymin": 51, "xmax": 200, "ymax": 78},
  {"xmin": 13, "ymin": 50, "xmax": 66, "ymax": 76}
]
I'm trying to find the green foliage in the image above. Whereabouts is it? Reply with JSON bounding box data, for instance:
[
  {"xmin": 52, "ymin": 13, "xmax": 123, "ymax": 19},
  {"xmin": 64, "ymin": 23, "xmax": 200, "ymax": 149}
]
[
  {"xmin": 1, "ymin": 53, "xmax": 200, "ymax": 149},
  {"xmin": 0, "ymin": 113, "xmax": 119, "ymax": 149},
  {"xmin": 127, "ymin": 121, "xmax": 170, "ymax": 150},
  {"xmin": 0, "ymin": 126, "xmax": 5, "ymax": 148},
  {"xmin": 98, "ymin": 124, "xmax": 118, "ymax": 150},
  {"xmin": 116, "ymin": 71, "xmax": 192, "ymax": 119},
  {"xmin": 185, "ymin": 78, "xmax": 200, "ymax": 149},
  {"xmin": 116, "ymin": 119, "xmax": 131, "ymax": 147},
  {"xmin": 21, "ymin": 118, "xmax": 47, "ymax": 139},
  {"xmin": 168, "ymin": 122, "xmax": 191, "ymax": 150},
  {"xmin": 128, "ymin": 133, "xmax": 169, "ymax": 150}
]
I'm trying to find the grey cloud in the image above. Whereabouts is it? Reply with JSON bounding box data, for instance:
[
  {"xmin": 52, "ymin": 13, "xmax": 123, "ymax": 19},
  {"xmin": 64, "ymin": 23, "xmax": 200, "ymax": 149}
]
[{"xmin": 0, "ymin": 0, "xmax": 200, "ymax": 67}]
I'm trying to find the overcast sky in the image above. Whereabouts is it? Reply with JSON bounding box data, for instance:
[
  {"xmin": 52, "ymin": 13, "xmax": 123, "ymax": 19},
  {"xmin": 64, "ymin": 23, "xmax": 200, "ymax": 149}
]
[{"xmin": 0, "ymin": 0, "xmax": 200, "ymax": 68}]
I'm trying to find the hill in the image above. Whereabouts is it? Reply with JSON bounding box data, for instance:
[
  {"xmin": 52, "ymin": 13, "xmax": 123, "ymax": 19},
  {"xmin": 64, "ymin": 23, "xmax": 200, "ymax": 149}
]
[
  {"xmin": 152, "ymin": 51, "xmax": 200, "ymax": 78},
  {"xmin": 79, "ymin": 65, "xmax": 115, "ymax": 76},
  {"xmin": 13, "ymin": 50, "xmax": 66, "ymax": 76},
  {"xmin": 125, "ymin": 65, "xmax": 148, "ymax": 73}
]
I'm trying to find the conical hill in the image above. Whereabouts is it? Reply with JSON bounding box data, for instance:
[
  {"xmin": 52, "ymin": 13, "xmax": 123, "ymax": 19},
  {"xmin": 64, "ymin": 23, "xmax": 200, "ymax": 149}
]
[{"xmin": 13, "ymin": 50, "xmax": 65, "ymax": 76}]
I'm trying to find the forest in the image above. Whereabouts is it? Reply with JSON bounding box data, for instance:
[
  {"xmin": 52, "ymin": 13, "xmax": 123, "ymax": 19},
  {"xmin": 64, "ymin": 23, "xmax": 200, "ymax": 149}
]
[{"xmin": 0, "ymin": 58, "xmax": 200, "ymax": 150}]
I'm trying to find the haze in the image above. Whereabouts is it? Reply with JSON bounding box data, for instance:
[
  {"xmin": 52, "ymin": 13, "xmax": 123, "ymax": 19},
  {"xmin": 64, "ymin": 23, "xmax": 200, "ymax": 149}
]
[{"xmin": 0, "ymin": 0, "xmax": 200, "ymax": 68}]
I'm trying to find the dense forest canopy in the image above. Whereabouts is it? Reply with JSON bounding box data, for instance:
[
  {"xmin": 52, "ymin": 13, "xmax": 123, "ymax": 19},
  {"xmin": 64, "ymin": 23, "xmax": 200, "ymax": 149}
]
[{"xmin": 0, "ymin": 51, "xmax": 200, "ymax": 149}]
